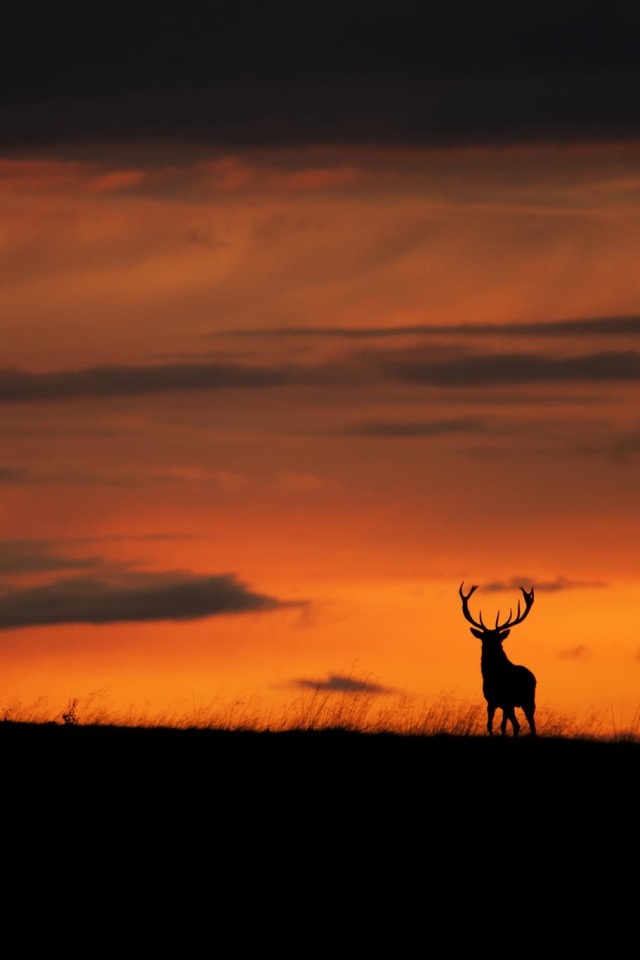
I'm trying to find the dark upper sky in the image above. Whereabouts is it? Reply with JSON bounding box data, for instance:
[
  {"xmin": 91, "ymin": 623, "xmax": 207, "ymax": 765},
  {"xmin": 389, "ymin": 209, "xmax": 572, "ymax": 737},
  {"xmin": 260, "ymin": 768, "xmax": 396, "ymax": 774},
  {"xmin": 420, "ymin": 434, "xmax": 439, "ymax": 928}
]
[{"xmin": 2, "ymin": 1, "xmax": 640, "ymax": 150}]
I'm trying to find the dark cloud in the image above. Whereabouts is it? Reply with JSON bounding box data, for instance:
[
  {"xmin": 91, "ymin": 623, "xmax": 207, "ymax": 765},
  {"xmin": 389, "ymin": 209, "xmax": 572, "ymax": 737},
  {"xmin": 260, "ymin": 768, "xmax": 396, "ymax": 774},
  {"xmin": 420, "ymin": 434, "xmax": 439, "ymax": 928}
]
[
  {"xmin": 558, "ymin": 645, "xmax": 591, "ymax": 660},
  {"xmin": 480, "ymin": 576, "xmax": 608, "ymax": 592},
  {"xmin": 221, "ymin": 316, "xmax": 640, "ymax": 341},
  {"xmin": 4, "ymin": 346, "xmax": 640, "ymax": 406},
  {"xmin": 2, "ymin": 4, "xmax": 640, "ymax": 150},
  {"xmin": 0, "ymin": 570, "xmax": 298, "ymax": 629},
  {"xmin": 0, "ymin": 361, "xmax": 293, "ymax": 403},
  {"xmin": 88, "ymin": 533, "xmax": 200, "ymax": 543},
  {"xmin": 600, "ymin": 428, "xmax": 640, "ymax": 458},
  {"xmin": 0, "ymin": 467, "xmax": 33, "ymax": 484},
  {"xmin": 0, "ymin": 540, "xmax": 105, "ymax": 575},
  {"xmin": 293, "ymin": 673, "xmax": 393, "ymax": 695},
  {"xmin": 0, "ymin": 465, "xmax": 129, "ymax": 486},
  {"xmin": 381, "ymin": 350, "xmax": 640, "ymax": 387},
  {"xmin": 341, "ymin": 417, "xmax": 484, "ymax": 438}
]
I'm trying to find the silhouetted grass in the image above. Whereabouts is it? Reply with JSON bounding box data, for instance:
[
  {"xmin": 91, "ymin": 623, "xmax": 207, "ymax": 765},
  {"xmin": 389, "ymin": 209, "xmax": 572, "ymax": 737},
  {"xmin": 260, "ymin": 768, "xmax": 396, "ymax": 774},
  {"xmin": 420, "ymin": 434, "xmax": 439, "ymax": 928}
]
[{"xmin": 2, "ymin": 685, "xmax": 638, "ymax": 740}]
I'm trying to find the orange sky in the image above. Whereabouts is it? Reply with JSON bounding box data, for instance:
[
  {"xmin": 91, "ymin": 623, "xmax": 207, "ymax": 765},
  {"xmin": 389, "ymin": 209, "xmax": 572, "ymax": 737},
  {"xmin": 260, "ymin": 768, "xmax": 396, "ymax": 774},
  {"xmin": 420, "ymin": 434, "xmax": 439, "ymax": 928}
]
[{"xmin": 2, "ymin": 141, "xmax": 640, "ymax": 735}]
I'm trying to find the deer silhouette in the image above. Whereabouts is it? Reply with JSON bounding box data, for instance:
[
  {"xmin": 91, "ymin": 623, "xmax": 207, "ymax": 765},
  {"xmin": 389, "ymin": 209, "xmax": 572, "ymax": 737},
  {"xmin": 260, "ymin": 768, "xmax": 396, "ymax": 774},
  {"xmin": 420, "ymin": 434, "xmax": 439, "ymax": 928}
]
[{"xmin": 459, "ymin": 582, "xmax": 537, "ymax": 737}]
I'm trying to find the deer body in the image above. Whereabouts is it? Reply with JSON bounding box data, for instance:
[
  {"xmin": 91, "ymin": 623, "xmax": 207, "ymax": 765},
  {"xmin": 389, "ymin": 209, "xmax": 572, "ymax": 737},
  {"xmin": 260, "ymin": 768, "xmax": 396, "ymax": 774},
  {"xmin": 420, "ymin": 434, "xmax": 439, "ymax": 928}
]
[{"xmin": 459, "ymin": 582, "xmax": 537, "ymax": 737}]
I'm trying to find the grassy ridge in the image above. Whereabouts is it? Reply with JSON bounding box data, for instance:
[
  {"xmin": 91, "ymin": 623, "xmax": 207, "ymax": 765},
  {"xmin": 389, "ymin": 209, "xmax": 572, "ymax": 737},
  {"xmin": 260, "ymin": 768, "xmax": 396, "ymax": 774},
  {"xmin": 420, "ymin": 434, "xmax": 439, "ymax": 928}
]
[
  {"xmin": 4, "ymin": 686, "xmax": 638, "ymax": 738},
  {"xmin": 3, "ymin": 718, "xmax": 638, "ymax": 784}
]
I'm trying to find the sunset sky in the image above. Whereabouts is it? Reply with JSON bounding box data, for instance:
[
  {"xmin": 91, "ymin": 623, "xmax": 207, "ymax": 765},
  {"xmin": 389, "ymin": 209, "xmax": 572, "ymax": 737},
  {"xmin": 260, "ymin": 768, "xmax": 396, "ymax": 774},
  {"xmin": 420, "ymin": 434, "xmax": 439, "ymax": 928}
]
[{"xmin": 2, "ymin": 3, "xmax": 640, "ymax": 733}]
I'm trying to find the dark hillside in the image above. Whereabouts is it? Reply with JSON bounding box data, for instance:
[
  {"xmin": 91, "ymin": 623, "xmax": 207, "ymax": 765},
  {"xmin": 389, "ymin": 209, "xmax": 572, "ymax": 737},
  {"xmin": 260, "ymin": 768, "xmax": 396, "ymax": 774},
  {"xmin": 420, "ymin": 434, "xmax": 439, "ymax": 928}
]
[
  {"xmin": 3, "ymin": 721, "xmax": 637, "ymax": 916},
  {"xmin": 2, "ymin": 720, "xmax": 637, "ymax": 811}
]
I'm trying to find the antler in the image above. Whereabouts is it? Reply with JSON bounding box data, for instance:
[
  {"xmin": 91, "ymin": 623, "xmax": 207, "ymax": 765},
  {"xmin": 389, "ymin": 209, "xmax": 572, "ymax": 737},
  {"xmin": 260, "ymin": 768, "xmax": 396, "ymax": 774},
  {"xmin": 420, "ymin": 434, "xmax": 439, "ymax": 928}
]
[
  {"xmin": 460, "ymin": 582, "xmax": 535, "ymax": 632},
  {"xmin": 494, "ymin": 586, "xmax": 535, "ymax": 631},
  {"xmin": 459, "ymin": 582, "xmax": 485, "ymax": 629}
]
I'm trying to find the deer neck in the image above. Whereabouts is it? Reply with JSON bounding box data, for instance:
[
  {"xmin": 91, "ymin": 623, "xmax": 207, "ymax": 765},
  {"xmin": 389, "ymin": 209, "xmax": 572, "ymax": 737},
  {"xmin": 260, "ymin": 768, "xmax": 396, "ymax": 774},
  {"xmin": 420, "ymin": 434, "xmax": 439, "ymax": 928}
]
[{"xmin": 481, "ymin": 646, "xmax": 512, "ymax": 674}]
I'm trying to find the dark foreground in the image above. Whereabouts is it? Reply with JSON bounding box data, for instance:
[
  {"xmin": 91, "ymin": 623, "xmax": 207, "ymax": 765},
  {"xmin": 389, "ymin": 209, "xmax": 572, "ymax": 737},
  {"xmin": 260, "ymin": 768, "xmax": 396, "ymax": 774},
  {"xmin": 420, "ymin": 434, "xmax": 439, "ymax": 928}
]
[
  {"xmin": 3, "ymin": 720, "xmax": 638, "ymax": 811},
  {"xmin": 3, "ymin": 721, "xmax": 638, "ymax": 928}
]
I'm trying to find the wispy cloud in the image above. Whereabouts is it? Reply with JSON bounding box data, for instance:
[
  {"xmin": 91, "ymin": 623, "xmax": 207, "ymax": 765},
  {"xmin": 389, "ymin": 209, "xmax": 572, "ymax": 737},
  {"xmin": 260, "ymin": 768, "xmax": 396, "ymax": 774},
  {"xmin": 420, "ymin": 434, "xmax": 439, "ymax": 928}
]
[
  {"xmin": 480, "ymin": 576, "xmax": 608, "ymax": 592},
  {"xmin": 0, "ymin": 540, "xmax": 106, "ymax": 575},
  {"xmin": 0, "ymin": 571, "xmax": 300, "ymax": 630},
  {"xmin": 0, "ymin": 536, "xmax": 209, "ymax": 577},
  {"xmin": 380, "ymin": 350, "xmax": 640, "ymax": 387},
  {"xmin": 341, "ymin": 417, "xmax": 485, "ymax": 438},
  {"xmin": 558, "ymin": 645, "xmax": 591, "ymax": 660},
  {"xmin": 0, "ymin": 362, "xmax": 293, "ymax": 403},
  {"xmin": 0, "ymin": 463, "xmax": 252, "ymax": 489},
  {"xmin": 0, "ymin": 465, "xmax": 135, "ymax": 487},
  {"xmin": 4, "ymin": 346, "xmax": 640, "ymax": 405},
  {"xmin": 218, "ymin": 316, "xmax": 640, "ymax": 340},
  {"xmin": 0, "ymin": 467, "xmax": 34, "ymax": 484},
  {"xmin": 292, "ymin": 673, "xmax": 393, "ymax": 695}
]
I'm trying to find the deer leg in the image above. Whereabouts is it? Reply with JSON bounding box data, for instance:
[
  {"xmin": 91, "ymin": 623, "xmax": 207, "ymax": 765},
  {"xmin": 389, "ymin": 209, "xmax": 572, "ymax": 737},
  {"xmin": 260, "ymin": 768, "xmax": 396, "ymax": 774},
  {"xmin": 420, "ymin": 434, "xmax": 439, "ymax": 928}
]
[
  {"xmin": 524, "ymin": 704, "xmax": 536, "ymax": 736},
  {"xmin": 502, "ymin": 707, "xmax": 519, "ymax": 736},
  {"xmin": 487, "ymin": 704, "xmax": 496, "ymax": 736}
]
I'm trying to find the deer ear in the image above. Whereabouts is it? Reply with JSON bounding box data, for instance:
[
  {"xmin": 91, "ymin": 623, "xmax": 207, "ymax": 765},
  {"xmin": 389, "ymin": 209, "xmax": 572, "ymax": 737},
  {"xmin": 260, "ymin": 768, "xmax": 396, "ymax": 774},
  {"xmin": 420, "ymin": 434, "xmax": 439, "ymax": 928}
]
[
  {"xmin": 470, "ymin": 628, "xmax": 484, "ymax": 640},
  {"xmin": 499, "ymin": 629, "xmax": 511, "ymax": 640}
]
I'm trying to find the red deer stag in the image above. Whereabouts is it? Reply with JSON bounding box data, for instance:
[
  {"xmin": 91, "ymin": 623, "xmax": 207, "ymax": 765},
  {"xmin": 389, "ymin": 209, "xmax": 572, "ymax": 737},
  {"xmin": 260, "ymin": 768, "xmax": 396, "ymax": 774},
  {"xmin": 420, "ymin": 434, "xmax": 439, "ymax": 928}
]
[{"xmin": 459, "ymin": 582, "xmax": 537, "ymax": 737}]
